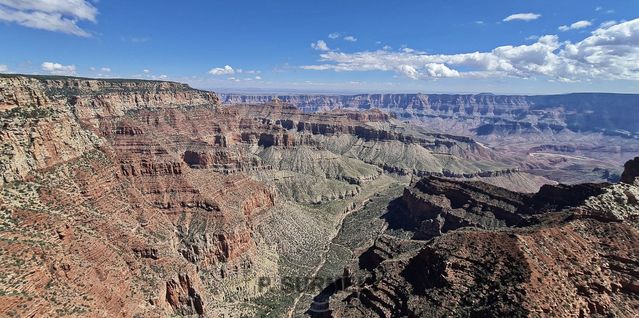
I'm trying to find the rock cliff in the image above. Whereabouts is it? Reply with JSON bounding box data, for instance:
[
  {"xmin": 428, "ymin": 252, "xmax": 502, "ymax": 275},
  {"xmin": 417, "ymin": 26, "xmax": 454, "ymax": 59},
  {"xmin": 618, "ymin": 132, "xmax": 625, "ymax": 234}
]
[{"xmin": 621, "ymin": 157, "xmax": 639, "ymax": 184}]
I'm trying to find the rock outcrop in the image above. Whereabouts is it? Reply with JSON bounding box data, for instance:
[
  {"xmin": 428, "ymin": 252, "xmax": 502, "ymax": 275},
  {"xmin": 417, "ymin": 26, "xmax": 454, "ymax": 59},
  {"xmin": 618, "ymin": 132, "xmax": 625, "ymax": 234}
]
[{"xmin": 621, "ymin": 157, "xmax": 639, "ymax": 184}]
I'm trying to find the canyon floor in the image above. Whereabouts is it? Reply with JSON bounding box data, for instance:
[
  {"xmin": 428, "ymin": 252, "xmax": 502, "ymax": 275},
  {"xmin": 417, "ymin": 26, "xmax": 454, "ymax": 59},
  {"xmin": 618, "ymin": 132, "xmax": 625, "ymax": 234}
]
[{"xmin": 0, "ymin": 75, "xmax": 638, "ymax": 317}]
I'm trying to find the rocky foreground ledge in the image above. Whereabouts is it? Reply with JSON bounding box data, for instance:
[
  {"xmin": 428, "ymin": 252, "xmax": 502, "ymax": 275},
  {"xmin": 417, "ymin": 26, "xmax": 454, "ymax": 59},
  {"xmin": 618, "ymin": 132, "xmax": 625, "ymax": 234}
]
[{"xmin": 321, "ymin": 157, "xmax": 639, "ymax": 317}]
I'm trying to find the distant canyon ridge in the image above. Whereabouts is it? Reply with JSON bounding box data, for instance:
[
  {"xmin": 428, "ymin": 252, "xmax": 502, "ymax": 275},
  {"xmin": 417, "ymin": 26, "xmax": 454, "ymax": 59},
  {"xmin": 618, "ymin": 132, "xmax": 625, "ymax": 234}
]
[{"xmin": 220, "ymin": 93, "xmax": 639, "ymax": 138}]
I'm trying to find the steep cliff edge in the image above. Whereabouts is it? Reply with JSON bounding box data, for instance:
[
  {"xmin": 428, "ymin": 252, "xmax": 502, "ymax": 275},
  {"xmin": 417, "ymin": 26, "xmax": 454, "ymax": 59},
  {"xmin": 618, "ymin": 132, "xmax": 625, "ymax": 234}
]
[
  {"xmin": 0, "ymin": 75, "xmax": 218, "ymax": 188},
  {"xmin": 0, "ymin": 75, "xmax": 274, "ymax": 317}
]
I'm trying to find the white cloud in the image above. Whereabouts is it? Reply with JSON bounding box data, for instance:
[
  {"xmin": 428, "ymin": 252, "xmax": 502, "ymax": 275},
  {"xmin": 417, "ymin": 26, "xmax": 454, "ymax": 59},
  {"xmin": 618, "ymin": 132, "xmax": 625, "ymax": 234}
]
[
  {"xmin": 503, "ymin": 13, "xmax": 541, "ymax": 22},
  {"xmin": 343, "ymin": 35, "xmax": 357, "ymax": 42},
  {"xmin": 559, "ymin": 20, "xmax": 592, "ymax": 31},
  {"xmin": 595, "ymin": 6, "xmax": 603, "ymax": 12},
  {"xmin": 255, "ymin": 76, "xmax": 262, "ymax": 80},
  {"xmin": 100, "ymin": 67, "xmax": 111, "ymax": 72},
  {"xmin": 0, "ymin": 64, "xmax": 7, "ymax": 72},
  {"xmin": 41, "ymin": 61, "xmax": 76, "ymax": 75},
  {"xmin": 475, "ymin": 20, "xmax": 485, "ymax": 25},
  {"xmin": 0, "ymin": 0, "xmax": 97, "ymax": 37},
  {"xmin": 302, "ymin": 19, "xmax": 639, "ymax": 82},
  {"xmin": 237, "ymin": 69, "xmax": 260, "ymax": 74},
  {"xmin": 382, "ymin": 45, "xmax": 392, "ymax": 50},
  {"xmin": 526, "ymin": 35, "xmax": 540, "ymax": 41},
  {"xmin": 209, "ymin": 65, "xmax": 235, "ymax": 75},
  {"xmin": 328, "ymin": 32, "xmax": 341, "ymax": 39},
  {"xmin": 599, "ymin": 20, "xmax": 617, "ymax": 28},
  {"xmin": 311, "ymin": 40, "xmax": 330, "ymax": 51},
  {"xmin": 143, "ymin": 69, "xmax": 150, "ymax": 73}
]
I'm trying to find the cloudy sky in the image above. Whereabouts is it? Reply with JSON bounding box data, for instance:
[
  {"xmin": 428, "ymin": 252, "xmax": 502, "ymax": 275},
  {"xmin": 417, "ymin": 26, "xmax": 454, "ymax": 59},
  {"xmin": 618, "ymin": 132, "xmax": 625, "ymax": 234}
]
[{"xmin": 0, "ymin": 0, "xmax": 638, "ymax": 94}]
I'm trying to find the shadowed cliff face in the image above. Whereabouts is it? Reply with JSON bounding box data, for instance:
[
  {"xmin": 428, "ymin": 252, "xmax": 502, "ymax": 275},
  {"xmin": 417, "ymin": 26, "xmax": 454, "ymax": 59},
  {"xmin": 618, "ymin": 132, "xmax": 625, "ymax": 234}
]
[
  {"xmin": 621, "ymin": 157, "xmax": 639, "ymax": 184},
  {"xmin": 320, "ymin": 158, "xmax": 639, "ymax": 318}
]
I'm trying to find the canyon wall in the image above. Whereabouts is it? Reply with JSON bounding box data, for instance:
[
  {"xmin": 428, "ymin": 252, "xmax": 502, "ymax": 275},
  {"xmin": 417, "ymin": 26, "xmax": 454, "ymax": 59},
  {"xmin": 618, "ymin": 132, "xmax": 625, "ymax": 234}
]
[{"xmin": 220, "ymin": 92, "xmax": 639, "ymax": 137}]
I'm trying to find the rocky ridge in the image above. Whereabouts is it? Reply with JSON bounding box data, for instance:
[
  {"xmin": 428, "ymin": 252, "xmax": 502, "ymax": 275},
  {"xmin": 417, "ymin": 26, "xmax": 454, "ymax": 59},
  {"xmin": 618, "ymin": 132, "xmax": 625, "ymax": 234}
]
[{"xmin": 320, "ymin": 157, "xmax": 639, "ymax": 317}]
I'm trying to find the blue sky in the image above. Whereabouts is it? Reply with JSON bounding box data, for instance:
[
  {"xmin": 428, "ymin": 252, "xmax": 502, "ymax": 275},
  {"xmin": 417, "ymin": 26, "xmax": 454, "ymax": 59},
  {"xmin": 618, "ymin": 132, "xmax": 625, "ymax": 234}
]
[{"xmin": 0, "ymin": 0, "xmax": 638, "ymax": 94}]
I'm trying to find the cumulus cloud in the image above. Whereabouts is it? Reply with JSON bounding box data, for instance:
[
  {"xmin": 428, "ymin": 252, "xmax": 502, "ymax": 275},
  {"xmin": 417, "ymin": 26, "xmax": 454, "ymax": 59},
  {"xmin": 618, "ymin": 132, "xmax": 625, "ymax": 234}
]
[
  {"xmin": 100, "ymin": 67, "xmax": 111, "ymax": 72},
  {"xmin": 209, "ymin": 65, "xmax": 235, "ymax": 75},
  {"xmin": 311, "ymin": 40, "xmax": 330, "ymax": 51},
  {"xmin": 343, "ymin": 35, "xmax": 357, "ymax": 42},
  {"xmin": 328, "ymin": 32, "xmax": 340, "ymax": 39},
  {"xmin": 302, "ymin": 19, "xmax": 639, "ymax": 82},
  {"xmin": 503, "ymin": 13, "xmax": 541, "ymax": 22},
  {"xmin": 0, "ymin": 64, "xmax": 7, "ymax": 72},
  {"xmin": 559, "ymin": 20, "xmax": 592, "ymax": 31},
  {"xmin": 41, "ymin": 61, "xmax": 76, "ymax": 75},
  {"xmin": 0, "ymin": 0, "xmax": 97, "ymax": 37}
]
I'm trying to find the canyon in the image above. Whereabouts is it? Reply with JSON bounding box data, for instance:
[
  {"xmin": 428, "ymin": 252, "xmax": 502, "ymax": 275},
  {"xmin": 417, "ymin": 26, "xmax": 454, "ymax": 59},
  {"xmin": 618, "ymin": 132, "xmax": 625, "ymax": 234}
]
[
  {"xmin": 222, "ymin": 93, "xmax": 639, "ymax": 184},
  {"xmin": 0, "ymin": 74, "xmax": 637, "ymax": 317}
]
